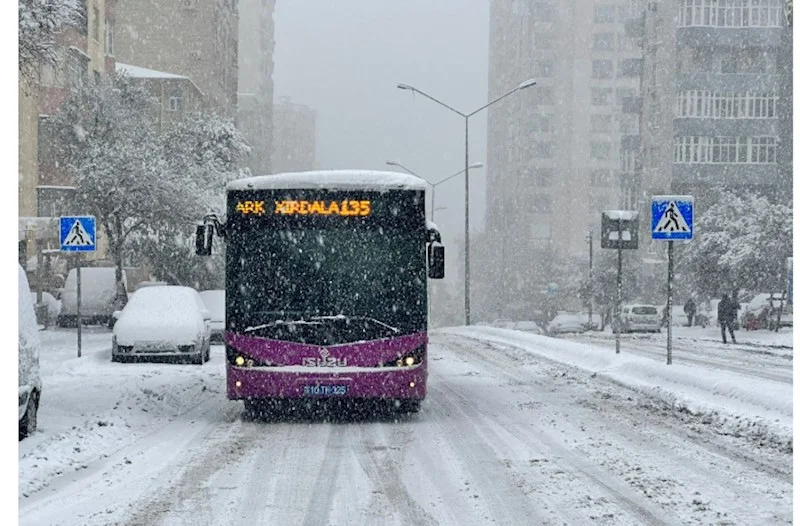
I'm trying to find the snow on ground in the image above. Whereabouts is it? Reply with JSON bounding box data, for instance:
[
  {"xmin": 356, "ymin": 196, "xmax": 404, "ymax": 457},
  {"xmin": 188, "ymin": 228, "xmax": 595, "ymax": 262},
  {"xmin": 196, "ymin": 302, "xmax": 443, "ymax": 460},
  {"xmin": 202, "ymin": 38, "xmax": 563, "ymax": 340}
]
[
  {"xmin": 19, "ymin": 327, "xmax": 226, "ymax": 497},
  {"xmin": 439, "ymin": 325, "xmax": 793, "ymax": 452}
]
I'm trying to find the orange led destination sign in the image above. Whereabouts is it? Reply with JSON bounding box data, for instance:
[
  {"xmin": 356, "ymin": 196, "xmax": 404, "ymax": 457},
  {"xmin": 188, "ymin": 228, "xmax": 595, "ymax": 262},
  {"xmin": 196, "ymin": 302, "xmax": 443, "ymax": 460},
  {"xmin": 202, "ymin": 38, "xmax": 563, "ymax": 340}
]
[{"xmin": 235, "ymin": 200, "xmax": 372, "ymax": 217}]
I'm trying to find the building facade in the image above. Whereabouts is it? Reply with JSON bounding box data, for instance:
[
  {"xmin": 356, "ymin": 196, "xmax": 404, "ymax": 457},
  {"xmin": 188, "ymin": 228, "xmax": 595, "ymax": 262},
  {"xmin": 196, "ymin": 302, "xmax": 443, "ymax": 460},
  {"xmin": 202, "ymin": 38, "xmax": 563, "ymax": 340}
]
[
  {"xmin": 112, "ymin": 0, "xmax": 239, "ymax": 119},
  {"xmin": 237, "ymin": 0, "xmax": 275, "ymax": 175},
  {"xmin": 640, "ymin": 0, "xmax": 793, "ymax": 214},
  {"xmin": 271, "ymin": 97, "xmax": 317, "ymax": 173},
  {"xmin": 483, "ymin": 0, "xmax": 646, "ymax": 313}
]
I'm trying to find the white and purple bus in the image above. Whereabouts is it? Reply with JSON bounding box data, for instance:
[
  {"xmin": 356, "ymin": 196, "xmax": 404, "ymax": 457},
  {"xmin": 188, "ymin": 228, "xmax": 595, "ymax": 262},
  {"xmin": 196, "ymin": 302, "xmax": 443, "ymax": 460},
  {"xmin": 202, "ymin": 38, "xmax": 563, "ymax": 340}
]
[{"xmin": 196, "ymin": 170, "xmax": 445, "ymax": 415}]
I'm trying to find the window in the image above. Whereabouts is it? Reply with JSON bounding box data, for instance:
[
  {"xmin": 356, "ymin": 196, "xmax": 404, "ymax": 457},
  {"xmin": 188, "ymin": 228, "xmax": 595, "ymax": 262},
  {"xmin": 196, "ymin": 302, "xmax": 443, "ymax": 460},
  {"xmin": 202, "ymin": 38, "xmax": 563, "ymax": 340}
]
[
  {"xmin": 67, "ymin": 50, "xmax": 88, "ymax": 91},
  {"xmin": 94, "ymin": 70, "xmax": 101, "ymax": 84},
  {"xmin": 621, "ymin": 149, "xmax": 638, "ymax": 172},
  {"xmin": 678, "ymin": 0, "xmax": 784, "ymax": 27},
  {"xmin": 591, "ymin": 142, "xmax": 611, "ymax": 160},
  {"xmin": 674, "ymin": 136, "xmax": 777, "ymax": 163},
  {"xmin": 591, "ymin": 88, "xmax": 613, "ymax": 106},
  {"xmin": 532, "ymin": 141, "xmax": 553, "ymax": 158},
  {"xmin": 590, "ymin": 169, "xmax": 612, "ymax": 186},
  {"xmin": 618, "ymin": 58, "xmax": 642, "ymax": 78},
  {"xmin": 169, "ymin": 88, "xmax": 183, "ymax": 111},
  {"xmin": 105, "ymin": 18, "xmax": 114, "ymax": 55},
  {"xmin": 594, "ymin": 4, "xmax": 616, "ymax": 23},
  {"xmin": 591, "ymin": 114, "xmax": 612, "ymax": 133},
  {"xmin": 93, "ymin": 7, "xmax": 100, "ymax": 42},
  {"xmin": 532, "ymin": 2, "xmax": 554, "ymax": 22},
  {"xmin": 675, "ymin": 90, "xmax": 779, "ymax": 118},
  {"xmin": 592, "ymin": 60, "xmax": 613, "ymax": 79},
  {"xmin": 592, "ymin": 33, "xmax": 615, "ymax": 51},
  {"xmin": 532, "ymin": 194, "xmax": 553, "ymax": 213},
  {"xmin": 535, "ymin": 59, "xmax": 554, "ymax": 78}
]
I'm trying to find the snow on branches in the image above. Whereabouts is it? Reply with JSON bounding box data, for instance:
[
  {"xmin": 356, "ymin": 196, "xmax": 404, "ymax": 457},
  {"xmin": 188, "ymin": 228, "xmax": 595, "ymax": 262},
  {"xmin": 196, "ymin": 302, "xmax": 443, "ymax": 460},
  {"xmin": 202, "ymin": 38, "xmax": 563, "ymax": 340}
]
[{"xmin": 19, "ymin": 0, "xmax": 81, "ymax": 86}]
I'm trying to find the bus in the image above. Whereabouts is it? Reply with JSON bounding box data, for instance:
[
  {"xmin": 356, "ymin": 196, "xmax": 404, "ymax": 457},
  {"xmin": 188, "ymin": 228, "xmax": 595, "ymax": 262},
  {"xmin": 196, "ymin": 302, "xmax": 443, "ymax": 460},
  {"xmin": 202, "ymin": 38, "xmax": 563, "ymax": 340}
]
[{"xmin": 196, "ymin": 170, "xmax": 445, "ymax": 415}]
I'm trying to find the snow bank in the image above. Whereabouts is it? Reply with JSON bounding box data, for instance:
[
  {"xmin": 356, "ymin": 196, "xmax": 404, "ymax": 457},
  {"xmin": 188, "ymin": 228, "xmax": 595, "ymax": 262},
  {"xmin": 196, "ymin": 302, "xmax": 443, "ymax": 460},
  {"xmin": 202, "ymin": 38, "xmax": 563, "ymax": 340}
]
[{"xmin": 439, "ymin": 327, "xmax": 792, "ymax": 448}]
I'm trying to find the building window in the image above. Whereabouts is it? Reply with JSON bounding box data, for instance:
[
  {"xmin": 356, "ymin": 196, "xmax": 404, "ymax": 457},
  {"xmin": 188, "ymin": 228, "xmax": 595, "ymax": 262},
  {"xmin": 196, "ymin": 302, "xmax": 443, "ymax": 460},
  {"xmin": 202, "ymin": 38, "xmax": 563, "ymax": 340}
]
[
  {"xmin": 591, "ymin": 88, "xmax": 613, "ymax": 106},
  {"xmin": 591, "ymin": 142, "xmax": 612, "ymax": 160},
  {"xmin": 67, "ymin": 50, "xmax": 88, "ymax": 91},
  {"xmin": 592, "ymin": 33, "xmax": 615, "ymax": 51},
  {"xmin": 535, "ymin": 59, "xmax": 554, "ymax": 78},
  {"xmin": 591, "ymin": 114, "xmax": 612, "ymax": 133},
  {"xmin": 532, "ymin": 194, "xmax": 553, "ymax": 213},
  {"xmin": 594, "ymin": 4, "xmax": 616, "ymax": 23},
  {"xmin": 532, "ymin": 2, "xmax": 555, "ymax": 22},
  {"xmin": 592, "ymin": 60, "xmax": 613, "ymax": 79},
  {"xmin": 105, "ymin": 18, "xmax": 114, "ymax": 56},
  {"xmin": 621, "ymin": 149, "xmax": 638, "ymax": 172},
  {"xmin": 674, "ymin": 136, "xmax": 777, "ymax": 163},
  {"xmin": 675, "ymin": 91, "xmax": 779, "ymax": 118},
  {"xmin": 590, "ymin": 169, "xmax": 612, "ymax": 186},
  {"xmin": 618, "ymin": 58, "xmax": 642, "ymax": 78},
  {"xmin": 678, "ymin": 0, "xmax": 784, "ymax": 27},
  {"xmin": 168, "ymin": 88, "xmax": 183, "ymax": 111}
]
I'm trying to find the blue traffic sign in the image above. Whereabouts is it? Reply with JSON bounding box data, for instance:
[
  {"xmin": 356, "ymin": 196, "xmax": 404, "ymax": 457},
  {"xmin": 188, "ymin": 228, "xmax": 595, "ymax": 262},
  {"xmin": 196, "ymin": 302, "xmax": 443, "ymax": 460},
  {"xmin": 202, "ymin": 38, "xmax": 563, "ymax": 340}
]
[
  {"xmin": 60, "ymin": 216, "xmax": 96, "ymax": 252},
  {"xmin": 651, "ymin": 196, "xmax": 693, "ymax": 241}
]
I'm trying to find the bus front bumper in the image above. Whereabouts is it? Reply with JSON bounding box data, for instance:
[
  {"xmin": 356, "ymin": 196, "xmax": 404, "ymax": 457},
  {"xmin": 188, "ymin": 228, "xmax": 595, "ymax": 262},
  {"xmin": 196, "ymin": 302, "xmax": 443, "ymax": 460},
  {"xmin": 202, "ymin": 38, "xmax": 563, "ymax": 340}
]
[{"xmin": 227, "ymin": 365, "xmax": 427, "ymax": 401}]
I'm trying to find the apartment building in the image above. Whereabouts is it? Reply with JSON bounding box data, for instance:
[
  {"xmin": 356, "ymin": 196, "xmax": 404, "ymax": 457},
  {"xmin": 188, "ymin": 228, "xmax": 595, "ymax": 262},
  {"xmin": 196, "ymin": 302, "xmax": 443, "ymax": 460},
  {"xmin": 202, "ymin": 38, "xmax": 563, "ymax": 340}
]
[
  {"xmin": 483, "ymin": 0, "xmax": 645, "ymax": 310},
  {"xmin": 640, "ymin": 0, "xmax": 792, "ymax": 214},
  {"xmin": 272, "ymin": 97, "xmax": 317, "ymax": 173},
  {"xmin": 238, "ymin": 0, "xmax": 275, "ymax": 175},
  {"xmin": 112, "ymin": 0, "xmax": 239, "ymax": 119}
]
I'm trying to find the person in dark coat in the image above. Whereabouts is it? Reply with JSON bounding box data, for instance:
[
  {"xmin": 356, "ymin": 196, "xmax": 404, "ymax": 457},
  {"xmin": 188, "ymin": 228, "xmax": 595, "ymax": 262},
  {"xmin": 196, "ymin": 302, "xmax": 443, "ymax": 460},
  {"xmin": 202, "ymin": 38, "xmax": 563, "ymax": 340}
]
[
  {"xmin": 718, "ymin": 293, "xmax": 737, "ymax": 344},
  {"xmin": 683, "ymin": 298, "xmax": 697, "ymax": 327}
]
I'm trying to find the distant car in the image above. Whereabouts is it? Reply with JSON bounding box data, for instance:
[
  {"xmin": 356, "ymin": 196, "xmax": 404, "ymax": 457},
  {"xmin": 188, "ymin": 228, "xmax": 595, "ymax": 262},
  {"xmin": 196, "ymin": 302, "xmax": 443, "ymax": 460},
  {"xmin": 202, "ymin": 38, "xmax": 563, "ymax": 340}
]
[
  {"xmin": 742, "ymin": 293, "xmax": 791, "ymax": 330},
  {"xmin": 512, "ymin": 320, "xmax": 543, "ymax": 334},
  {"xmin": 112, "ymin": 286, "xmax": 212, "ymax": 364},
  {"xmin": 19, "ymin": 265, "xmax": 42, "ymax": 440},
  {"xmin": 547, "ymin": 313, "xmax": 586, "ymax": 334},
  {"xmin": 199, "ymin": 289, "xmax": 225, "ymax": 343},
  {"xmin": 58, "ymin": 267, "xmax": 128, "ymax": 327},
  {"xmin": 491, "ymin": 318, "xmax": 515, "ymax": 329},
  {"xmin": 30, "ymin": 291, "xmax": 60, "ymax": 326},
  {"xmin": 620, "ymin": 304, "xmax": 661, "ymax": 333}
]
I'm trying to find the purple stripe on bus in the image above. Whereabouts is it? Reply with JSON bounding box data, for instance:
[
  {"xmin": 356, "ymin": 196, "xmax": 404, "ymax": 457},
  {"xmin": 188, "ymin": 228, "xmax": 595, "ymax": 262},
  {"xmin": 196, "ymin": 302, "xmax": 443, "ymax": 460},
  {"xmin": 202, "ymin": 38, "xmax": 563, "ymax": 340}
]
[{"xmin": 225, "ymin": 331, "xmax": 428, "ymax": 367}]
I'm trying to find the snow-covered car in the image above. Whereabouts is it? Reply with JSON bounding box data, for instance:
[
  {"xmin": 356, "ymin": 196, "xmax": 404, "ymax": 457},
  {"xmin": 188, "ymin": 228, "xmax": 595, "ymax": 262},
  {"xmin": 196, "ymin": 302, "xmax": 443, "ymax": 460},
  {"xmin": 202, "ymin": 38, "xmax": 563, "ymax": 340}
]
[
  {"xmin": 58, "ymin": 267, "xmax": 128, "ymax": 327},
  {"xmin": 112, "ymin": 286, "xmax": 212, "ymax": 364},
  {"xmin": 19, "ymin": 265, "xmax": 42, "ymax": 440},
  {"xmin": 491, "ymin": 318, "xmax": 515, "ymax": 329},
  {"xmin": 512, "ymin": 320, "xmax": 543, "ymax": 334},
  {"xmin": 30, "ymin": 291, "xmax": 60, "ymax": 326},
  {"xmin": 742, "ymin": 293, "xmax": 791, "ymax": 330},
  {"xmin": 547, "ymin": 313, "xmax": 586, "ymax": 335},
  {"xmin": 199, "ymin": 289, "xmax": 225, "ymax": 342},
  {"xmin": 620, "ymin": 304, "xmax": 661, "ymax": 333}
]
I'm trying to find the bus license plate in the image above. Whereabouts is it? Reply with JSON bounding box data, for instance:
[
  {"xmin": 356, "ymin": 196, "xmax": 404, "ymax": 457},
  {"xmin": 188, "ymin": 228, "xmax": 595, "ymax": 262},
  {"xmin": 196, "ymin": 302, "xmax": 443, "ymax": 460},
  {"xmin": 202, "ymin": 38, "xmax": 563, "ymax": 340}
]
[{"xmin": 303, "ymin": 385, "xmax": 348, "ymax": 396}]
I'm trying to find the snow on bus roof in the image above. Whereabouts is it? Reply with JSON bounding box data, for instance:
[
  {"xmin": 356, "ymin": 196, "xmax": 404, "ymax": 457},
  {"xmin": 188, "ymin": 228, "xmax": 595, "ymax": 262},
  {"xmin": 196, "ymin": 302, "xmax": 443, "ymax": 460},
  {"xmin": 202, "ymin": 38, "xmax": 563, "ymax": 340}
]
[{"xmin": 228, "ymin": 170, "xmax": 428, "ymax": 192}]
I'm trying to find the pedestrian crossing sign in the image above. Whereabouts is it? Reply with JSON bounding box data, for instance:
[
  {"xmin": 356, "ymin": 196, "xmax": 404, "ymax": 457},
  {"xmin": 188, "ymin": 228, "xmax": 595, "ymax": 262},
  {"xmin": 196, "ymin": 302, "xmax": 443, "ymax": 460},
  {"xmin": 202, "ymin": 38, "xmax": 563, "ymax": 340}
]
[
  {"xmin": 651, "ymin": 196, "xmax": 693, "ymax": 241},
  {"xmin": 60, "ymin": 216, "xmax": 96, "ymax": 252}
]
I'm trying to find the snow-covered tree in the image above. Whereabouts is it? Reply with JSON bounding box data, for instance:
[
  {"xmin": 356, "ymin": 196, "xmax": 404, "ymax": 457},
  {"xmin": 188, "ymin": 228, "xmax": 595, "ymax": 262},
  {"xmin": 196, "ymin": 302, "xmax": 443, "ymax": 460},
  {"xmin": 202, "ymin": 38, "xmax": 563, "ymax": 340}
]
[
  {"xmin": 51, "ymin": 74, "xmax": 200, "ymax": 298},
  {"xmin": 19, "ymin": 0, "xmax": 80, "ymax": 86},
  {"xmin": 679, "ymin": 190, "xmax": 792, "ymax": 298}
]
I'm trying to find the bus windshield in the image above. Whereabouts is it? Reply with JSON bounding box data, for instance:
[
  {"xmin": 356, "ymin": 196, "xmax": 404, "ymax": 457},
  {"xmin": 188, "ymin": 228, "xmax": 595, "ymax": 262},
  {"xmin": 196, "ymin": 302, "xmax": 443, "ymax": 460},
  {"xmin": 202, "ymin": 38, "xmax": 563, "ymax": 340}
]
[{"xmin": 227, "ymin": 225, "xmax": 426, "ymax": 344}]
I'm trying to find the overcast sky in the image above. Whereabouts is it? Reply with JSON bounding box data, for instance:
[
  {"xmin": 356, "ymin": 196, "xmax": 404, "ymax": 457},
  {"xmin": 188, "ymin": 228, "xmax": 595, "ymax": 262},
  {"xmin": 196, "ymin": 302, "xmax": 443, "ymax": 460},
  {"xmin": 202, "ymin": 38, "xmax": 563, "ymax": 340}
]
[{"xmin": 272, "ymin": 0, "xmax": 492, "ymax": 238}]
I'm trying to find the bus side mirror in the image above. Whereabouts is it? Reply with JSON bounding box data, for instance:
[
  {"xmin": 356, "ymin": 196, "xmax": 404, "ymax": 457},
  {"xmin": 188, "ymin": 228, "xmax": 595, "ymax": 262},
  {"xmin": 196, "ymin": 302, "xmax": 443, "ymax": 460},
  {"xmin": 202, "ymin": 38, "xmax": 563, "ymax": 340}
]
[
  {"xmin": 428, "ymin": 243, "xmax": 445, "ymax": 279},
  {"xmin": 196, "ymin": 224, "xmax": 213, "ymax": 256}
]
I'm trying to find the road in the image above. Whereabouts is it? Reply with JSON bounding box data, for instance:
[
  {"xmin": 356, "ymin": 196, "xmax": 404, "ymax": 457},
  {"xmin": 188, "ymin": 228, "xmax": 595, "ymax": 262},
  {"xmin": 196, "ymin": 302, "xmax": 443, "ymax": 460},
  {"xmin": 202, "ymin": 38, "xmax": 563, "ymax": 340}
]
[{"xmin": 19, "ymin": 332, "xmax": 792, "ymax": 525}]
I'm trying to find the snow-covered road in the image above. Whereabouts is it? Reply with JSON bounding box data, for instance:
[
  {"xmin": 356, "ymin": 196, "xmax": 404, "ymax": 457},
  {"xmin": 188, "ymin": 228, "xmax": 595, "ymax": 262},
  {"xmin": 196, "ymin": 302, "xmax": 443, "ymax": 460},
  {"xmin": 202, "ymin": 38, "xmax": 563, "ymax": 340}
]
[{"xmin": 19, "ymin": 327, "xmax": 793, "ymax": 525}]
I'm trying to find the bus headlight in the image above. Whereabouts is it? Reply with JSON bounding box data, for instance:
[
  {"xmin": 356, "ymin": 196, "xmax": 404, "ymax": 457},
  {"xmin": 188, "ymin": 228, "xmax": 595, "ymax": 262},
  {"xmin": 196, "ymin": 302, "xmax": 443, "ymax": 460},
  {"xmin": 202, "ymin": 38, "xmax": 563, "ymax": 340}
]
[
  {"xmin": 382, "ymin": 347, "xmax": 425, "ymax": 368},
  {"xmin": 235, "ymin": 356, "xmax": 245, "ymax": 366},
  {"xmin": 226, "ymin": 346, "xmax": 274, "ymax": 367}
]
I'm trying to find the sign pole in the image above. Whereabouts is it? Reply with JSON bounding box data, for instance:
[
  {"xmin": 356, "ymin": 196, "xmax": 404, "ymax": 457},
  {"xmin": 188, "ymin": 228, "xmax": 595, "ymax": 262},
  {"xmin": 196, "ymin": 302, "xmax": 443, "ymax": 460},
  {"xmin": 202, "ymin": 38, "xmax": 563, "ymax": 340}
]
[
  {"xmin": 76, "ymin": 254, "xmax": 82, "ymax": 358},
  {"xmin": 667, "ymin": 240, "xmax": 673, "ymax": 364},
  {"xmin": 615, "ymin": 219, "xmax": 622, "ymax": 354}
]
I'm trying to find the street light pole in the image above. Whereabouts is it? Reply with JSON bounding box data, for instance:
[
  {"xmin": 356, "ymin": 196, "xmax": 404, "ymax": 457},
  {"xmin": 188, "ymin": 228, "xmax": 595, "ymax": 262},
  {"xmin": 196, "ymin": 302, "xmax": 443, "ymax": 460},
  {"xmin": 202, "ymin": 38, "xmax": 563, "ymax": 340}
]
[{"xmin": 398, "ymin": 78, "xmax": 536, "ymax": 325}]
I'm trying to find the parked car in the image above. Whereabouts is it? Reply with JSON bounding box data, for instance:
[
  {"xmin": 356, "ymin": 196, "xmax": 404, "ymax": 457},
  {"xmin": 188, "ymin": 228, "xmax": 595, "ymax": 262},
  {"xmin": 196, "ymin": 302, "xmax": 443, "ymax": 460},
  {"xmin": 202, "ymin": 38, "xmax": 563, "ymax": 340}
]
[
  {"xmin": 58, "ymin": 267, "xmax": 128, "ymax": 327},
  {"xmin": 620, "ymin": 304, "xmax": 661, "ymax": 333},
  {"xmin": 511, "ymin": 320, "xmax": 543, "ymax": 334},
  {"xmin": 112, "ymin": 286, "xmax": 212, "ymax": 364},
  {"xmin": 19, "ymin": 265, "xmax": 42, "ymax": 440},
  {"xmin": 491, "ymin": 318, "xmax": 515, "ymax": 329},
  {"xmin": 199, "ymin": 289, "xmax": 225, "ymax": 343},
  {"xmin": 741, "ymin": 293, "xmax": 791, "ymax": 330},
  {"xmin": 30, "ymin": 291, "xmax": 60, "ymax": 326},
  {"xmin": 547, "ymin": 313, "xmax": 586, "ymax": 335}
]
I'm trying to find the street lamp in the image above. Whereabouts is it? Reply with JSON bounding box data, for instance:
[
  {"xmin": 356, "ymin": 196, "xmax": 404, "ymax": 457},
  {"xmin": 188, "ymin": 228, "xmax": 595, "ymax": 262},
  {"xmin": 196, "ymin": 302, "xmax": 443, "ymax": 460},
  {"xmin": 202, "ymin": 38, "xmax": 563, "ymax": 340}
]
[
  {"xmin": 385, "ymin": 160, "xmax": 483, "ymax": 222},
  {"xmin": 397, "ymin": 78, "xmax": 536, "ymax": 325}
]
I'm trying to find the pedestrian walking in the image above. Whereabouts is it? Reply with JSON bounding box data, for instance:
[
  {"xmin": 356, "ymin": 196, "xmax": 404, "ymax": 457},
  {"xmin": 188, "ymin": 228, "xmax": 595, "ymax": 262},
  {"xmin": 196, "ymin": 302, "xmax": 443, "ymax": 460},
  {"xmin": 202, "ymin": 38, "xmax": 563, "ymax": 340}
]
[
  {"xmin": 717, "ymin": 293, "xmax": 737, "ymax": 344},
  {"xmin": 683, "ymin": 297, "xmax": 696, "ymax": 327}
]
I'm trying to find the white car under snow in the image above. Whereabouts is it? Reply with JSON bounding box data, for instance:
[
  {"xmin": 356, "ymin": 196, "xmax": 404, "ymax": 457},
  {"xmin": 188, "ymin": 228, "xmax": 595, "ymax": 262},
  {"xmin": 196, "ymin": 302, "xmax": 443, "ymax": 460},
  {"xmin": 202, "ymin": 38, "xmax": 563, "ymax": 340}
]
[{"xmin": 112, "ymin": 286, "xmax": 212, "ymax": 364}]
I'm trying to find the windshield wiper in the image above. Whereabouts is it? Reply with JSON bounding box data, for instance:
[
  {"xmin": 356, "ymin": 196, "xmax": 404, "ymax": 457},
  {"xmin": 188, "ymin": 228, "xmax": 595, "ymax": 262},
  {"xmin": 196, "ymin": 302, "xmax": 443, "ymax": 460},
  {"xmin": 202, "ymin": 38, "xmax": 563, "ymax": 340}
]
[
  {"xmin": 243, "ymin": 319, "xmax": 325, "ymax": 333},
  {"xmin": 311, "ymin": 315, "xmax": 400, "ymax": 333}
]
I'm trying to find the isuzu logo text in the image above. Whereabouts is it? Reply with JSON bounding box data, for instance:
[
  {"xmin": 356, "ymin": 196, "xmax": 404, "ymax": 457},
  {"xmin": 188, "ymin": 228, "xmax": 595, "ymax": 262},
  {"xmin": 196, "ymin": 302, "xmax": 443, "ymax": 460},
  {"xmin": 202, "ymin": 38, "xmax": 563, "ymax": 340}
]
[{"xmin": 302, "ymin": 348, "xmax": 347, "ymax": 367}]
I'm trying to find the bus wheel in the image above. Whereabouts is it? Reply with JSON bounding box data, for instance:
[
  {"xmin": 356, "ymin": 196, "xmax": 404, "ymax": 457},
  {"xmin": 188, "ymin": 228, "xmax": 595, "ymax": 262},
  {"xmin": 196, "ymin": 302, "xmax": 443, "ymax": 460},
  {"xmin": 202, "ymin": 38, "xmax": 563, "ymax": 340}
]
[{"xmin": 399, "ymin": 400, "xmax": 421, "ymax": 413}]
